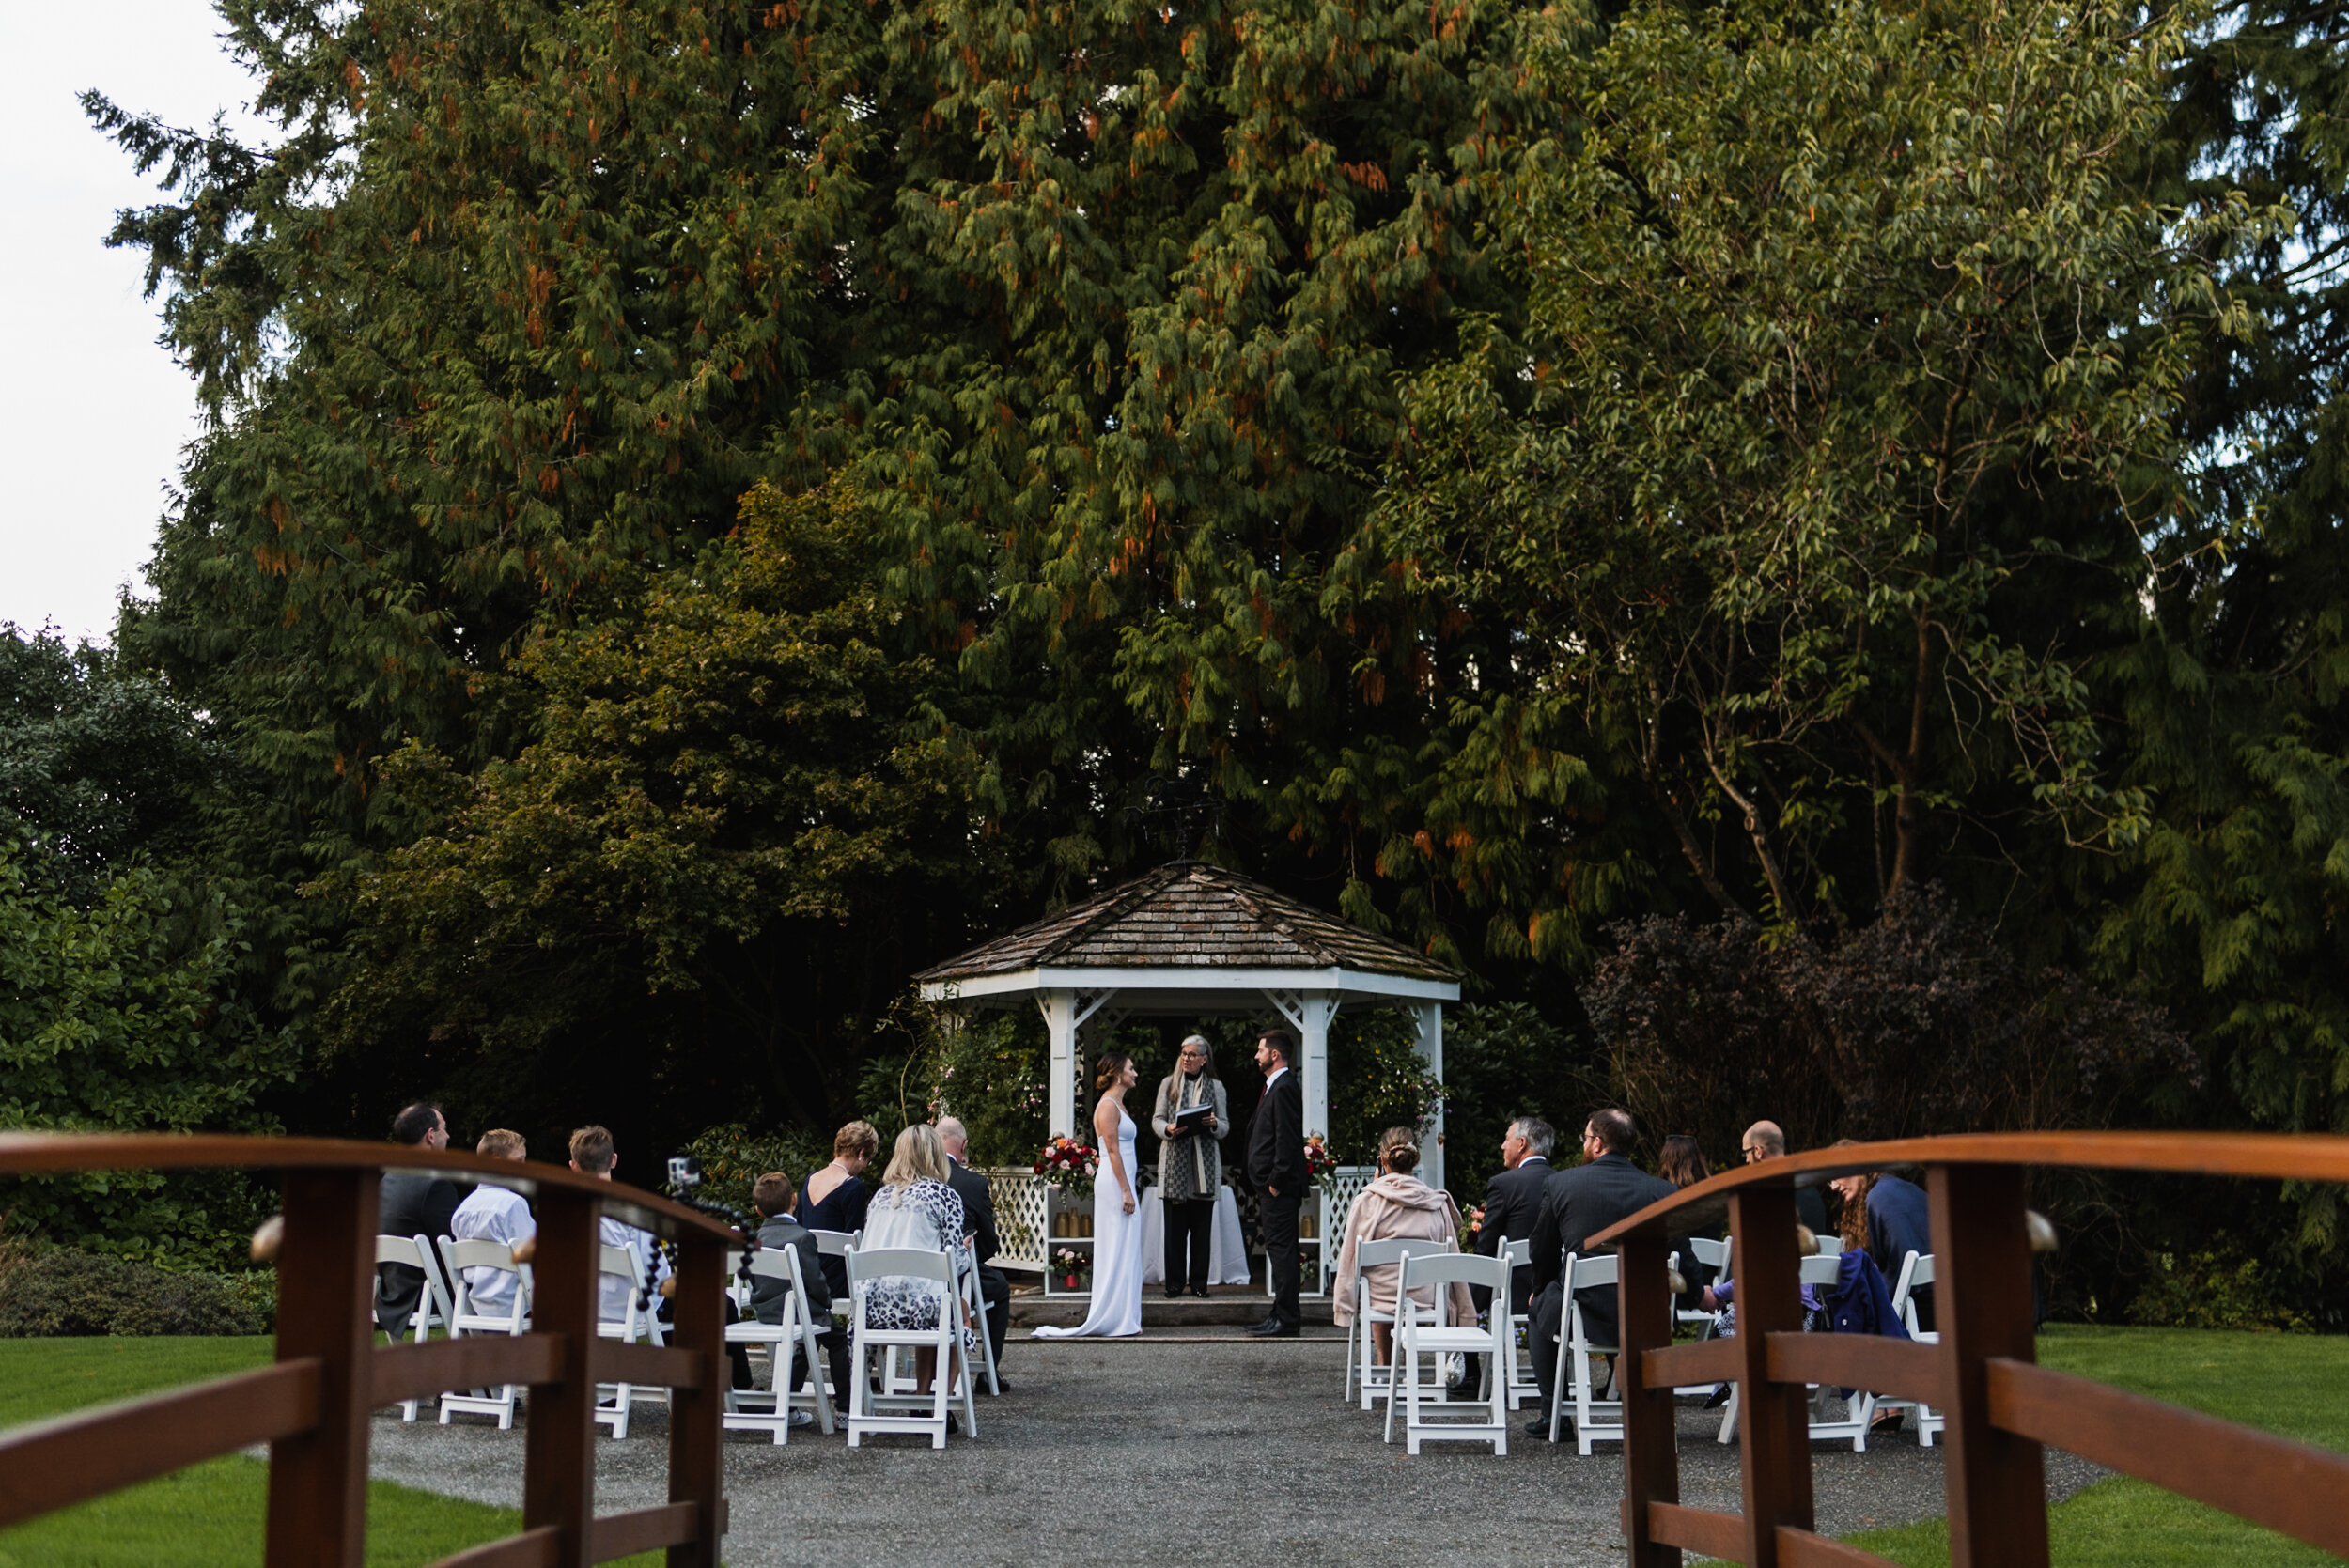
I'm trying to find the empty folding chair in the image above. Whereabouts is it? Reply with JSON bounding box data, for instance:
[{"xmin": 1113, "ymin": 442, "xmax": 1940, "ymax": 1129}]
[
  {"xmin": 1549, "ymin": 1251, "xmax": 1630, "ymax": 1453},
  {"xmin": 594, "ymin": 1241, "xmax": 657, "ymax": 1439},
  {"xmin": 1880, "ymin": 1251, "xmax": 1943, "ymax": 1445},
  {"xmin": 961, "ymin": 1236, "xmax": 1001, "ymax": 1397},
  {"xmin": 1384, "ymin": 1249, "xmax": 1512, "ymax": 1455},
  {"xmin": 1343, "ymin": 1237, "xmax": 1422, "ymax": 1410},
  {"xmin": 374, "ymin": 1234, "xmax": 455, "ymax": 1423},
  {"xmin": 723, "ymin": 1244, "xmax": 837, "ymax": 1445},
  {"xmin": 435, "ymin": 1236, "xmax": 532, "ymax": 1429},
  {"xmin": 1502, "ymin": 1235, "xmax": 1542, "ymax": 1411},
  {"xmin": 844, "ymin": 1248, "xmax": 975, "ymax": 1449}
]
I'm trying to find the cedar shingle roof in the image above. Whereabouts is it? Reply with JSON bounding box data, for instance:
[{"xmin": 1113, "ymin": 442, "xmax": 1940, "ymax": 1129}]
[{"xmin": 911, "ymin": 862, "xmax": 1459, "ymax": 985}]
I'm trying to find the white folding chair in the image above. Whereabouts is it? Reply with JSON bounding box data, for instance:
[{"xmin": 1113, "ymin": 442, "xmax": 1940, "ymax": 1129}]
[
  {"xmin": 594, "ymin": 1241, "xmax": 657, "ymax": 1439},
  {"xmin": 1815, "ymin": 1234, "xmax": 1844, "ymax": 1255},
  {"xmin": 435, "ymin": 1236, "xmax": 532, "ymax": 1429},
  {"xmin": 844, "ymin": 1248, "xmax": 975, "ymax": 1449},
  {"xmin": 1677, "ymin": 1236, "xmax": 1730, "ymax": 1330},
  {"xmin": 1343, "ymin": 1238, "xmax": 1422, "ymax": 1409},
  {"xmin": 374, "ymin": 1234, "xmax": 455, "ymax": 1423},
  {"xmin": 1880, "ymin": 1251, "xmax": 1943, "ymax": 1445},
  {"xmin": 1550, "ymin": 1251, "xmax": 1626, "ymax": 1452},
  {"xmin": 1717, "ymin": 1253, "xmax": 1874, "ymax": 1450},
  {"xmin": 1501, "ymin": 1236, "xmax": 1541, "ymax": 1411},
  {"xmin": 961, "ymin": 1237, "xmax": 1001, "ymax": 1397},
  {"xmin": 723, "ymin": 1245, "xmax": 837, "ymax": 1444},
  {"xmin": 1385, "ymin": 1250, "xmax": 1512, "ymax": 1455}
]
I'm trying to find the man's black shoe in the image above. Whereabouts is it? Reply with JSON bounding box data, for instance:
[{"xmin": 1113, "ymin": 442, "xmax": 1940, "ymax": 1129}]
[
  {"xmin": 1249, "ymin": 1320, "xmax": 1300, "ymax": 1338},
  {"xmin": 1163, "ymin": 1287, "xmax": 1186, "ymax": 1299},
  {"xmin": 1523, "ymin": 1417, "xmax": 1553, "ymax": 1440},
  {"xmin": 1247, "ymin": 1315, "xmax": 1280, "ymax": 1333}
]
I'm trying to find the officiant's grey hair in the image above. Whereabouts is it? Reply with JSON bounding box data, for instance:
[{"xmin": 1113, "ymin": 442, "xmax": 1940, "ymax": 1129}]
[{"xmin": 1179, "ymin": 1033, "xmax": 1217, "ymax": 1073}]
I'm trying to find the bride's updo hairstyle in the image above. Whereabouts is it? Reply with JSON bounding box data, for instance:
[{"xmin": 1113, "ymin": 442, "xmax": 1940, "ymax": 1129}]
[
  {"xmin": 1377, "ymin": 1126, "xmax": 1422, "ymax": 1174},
  {"xmin": 1093, "ymin": 1051, "xmax": 1132, "ymax": 1093}
]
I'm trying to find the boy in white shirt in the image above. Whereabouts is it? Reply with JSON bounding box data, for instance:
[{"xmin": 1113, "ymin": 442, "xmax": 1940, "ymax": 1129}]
[{"xmin": 450, "ymin": 1128, "xmax": 537, "ymax": 1312}]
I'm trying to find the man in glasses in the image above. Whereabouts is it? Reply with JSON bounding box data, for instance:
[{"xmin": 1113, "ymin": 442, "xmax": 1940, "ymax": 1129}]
[{"xmin": 1741, "ymin": 1119, "xmax": 1829, "ymax": 1236}]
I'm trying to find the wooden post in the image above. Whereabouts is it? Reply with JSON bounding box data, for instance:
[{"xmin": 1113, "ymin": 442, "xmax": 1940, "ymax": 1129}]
[
  {"xmin": 525, "ymin": 1186, "xmax": 601, "ymax": 1568},
  {"xmin": 1931, "ymin": 1163, "xmax": 2049, "ymax": 1568},
  {"xmin": 1729, "ymin": 1184, "xmax": 1812, "ymax": 1567},
  {"xmin": 665, "ymin": 1231, "xmax": 727, "ymax": 1567},
  {"xmin": 265, "ymin": 1166, "xmax": 380, "ymax": 1568},
  {"xmin": 1617, "ymin": 1233, "xmax": 1683, "ymax": 1568}
]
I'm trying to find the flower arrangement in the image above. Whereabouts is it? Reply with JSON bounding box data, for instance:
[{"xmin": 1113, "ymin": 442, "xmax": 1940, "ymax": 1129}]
[
  {"xmin": 1053, "ymin": 1247, "xmax": 1092, "ymax": 1292},
  {"xmin": 1302, "ymin": 1133, "xmax": 1337, "ymax": 1181},
  {"xmin": 1459, "ymin": 1204, "xmax": 1486, "ymax": 1250},
  {"xmin": 1033, "ymin": 1135, "xmax": 1098, "ymax": 1199}
]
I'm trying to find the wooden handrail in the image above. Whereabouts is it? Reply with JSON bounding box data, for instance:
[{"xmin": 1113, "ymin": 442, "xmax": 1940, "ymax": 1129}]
[
  {"xmin": 1588, "ymin": 1130, "xmax": 2349, "ymax": 1245},
  {"xmin": 0, "ymin": 1134, "xmax": 737, "ymax": 1568},
  {"xmin": 1598, "ymin": 1132, "xmax": 2349, "ymax": 1568},
  {"xmin": 0, "ymin": 1132, "xmax": 735, "ymax": 1244}
]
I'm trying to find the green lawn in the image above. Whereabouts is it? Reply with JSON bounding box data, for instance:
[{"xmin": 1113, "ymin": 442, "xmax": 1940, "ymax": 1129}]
[
  {"xmin": 1849, "ymin": 1325, "xmax": 2349, "ymax": 1568},
  {"xmin": 0, "ymin": 1337, "xmax": 663, "ymax": 1567}
]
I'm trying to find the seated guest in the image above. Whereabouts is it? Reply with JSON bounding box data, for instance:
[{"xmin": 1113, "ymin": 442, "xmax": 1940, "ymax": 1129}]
[
  {"xmin": 568, "ymin": 1125, "xmax": 667, "ymax": 1326},
  {"xmin": 937, "ymin": 1116, "xmax": 1010, "ymax": 1386},
  {"xmin": 1741, "ymin": 1119, "xmax": 1830, "ymax": 1235},
  {"xmin": 1658, "ymin": 1134, "xmax": 1719, "ymax": 1311},
  {"xmin": 1829, "ymin": 1148, "xmax": 1932, "ymax": 1329},
  {"xmin": 1526, "ymin": 1110, "xmax": 1677, "ymax": 1439},
  {"xmin": 449, "ymin": 1128, "xmax": 536, "ymax": 1313},
  {"xmin": 1330, "ymin": 1128, "xmax": 1474, "ymax": 1365},
  {"xmin": 745, "ymin": 1171, "xmax": 849, "ymax": 1410},
  {"xmin": 858, "ymin": 1124, "xmax": 976, "ymax": 1402},
  {"xmin": 377, "ymin": 1102, "xmax": 462, "ymax": 1338},
  {"xmin": 798, "ymin": 1120, "xmax": 879, "ymax": 1298}
]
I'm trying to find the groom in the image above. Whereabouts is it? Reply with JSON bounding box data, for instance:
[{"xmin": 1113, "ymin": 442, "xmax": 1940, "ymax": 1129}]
[{"xmin": 1247, "ymin": 1029, "xmax": 1307, "ymax": 1339}]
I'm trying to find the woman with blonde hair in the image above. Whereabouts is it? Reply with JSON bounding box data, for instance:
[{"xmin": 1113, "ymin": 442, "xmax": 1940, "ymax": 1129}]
[
  {"xmin": 858, "ymin": 1123, "xmax": 976, "ymax": 1403},
  {"xmin": 1330, "ymin": 1127, "xmax": 1473, "ymax": 1363},
  {"xmin": 1034, "ymin": 1050, "xmax": 1145, "ymax": 1339}
]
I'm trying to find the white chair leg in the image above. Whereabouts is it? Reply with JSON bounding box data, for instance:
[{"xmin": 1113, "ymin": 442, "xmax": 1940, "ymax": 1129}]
[
  {"xmin": 1718, "ymin": 1383, "xmax": 1739, "ymax": 1443},
  {"xmin": 1548, "ymin": 1318, "xmax": 1573, "ymax": 1444}
]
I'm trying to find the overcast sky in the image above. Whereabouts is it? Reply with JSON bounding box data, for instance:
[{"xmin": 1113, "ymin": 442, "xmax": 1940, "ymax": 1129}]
[{"xmin": 1, "ymin": 2, "xmax": 265, "ymax": 648}]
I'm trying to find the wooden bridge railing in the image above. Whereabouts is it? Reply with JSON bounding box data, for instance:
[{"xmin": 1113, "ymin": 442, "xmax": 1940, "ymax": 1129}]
[
  {"xmin": 0, "ymin": 1133, "xmax": 739, "ymax": 1568},
  {"xmin": 1590, "ymin": 1131, "xmax": 2349, "ymax": 1568}
]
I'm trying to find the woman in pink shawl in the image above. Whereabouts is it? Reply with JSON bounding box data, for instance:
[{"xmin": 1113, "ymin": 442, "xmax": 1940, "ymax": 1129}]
[{"xmin": 1330, "ymin": 1127, "xmax": 1475, "ymax": 1364}]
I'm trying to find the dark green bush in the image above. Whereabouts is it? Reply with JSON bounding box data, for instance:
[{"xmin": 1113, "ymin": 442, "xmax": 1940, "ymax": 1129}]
[
  {"xmin": 0, "ymin": 1247, "xmax": 274, "ymax": 1337},
  {"xmin": 2128, "ymin": 1244, "xmax": 2313, "ymax": 1334}
]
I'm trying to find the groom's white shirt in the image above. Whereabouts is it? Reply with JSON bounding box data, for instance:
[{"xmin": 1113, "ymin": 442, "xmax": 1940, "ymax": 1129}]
[{"xmin": 1263, "ymin": 1066, "xmax": 1289, "ymax": 1089}]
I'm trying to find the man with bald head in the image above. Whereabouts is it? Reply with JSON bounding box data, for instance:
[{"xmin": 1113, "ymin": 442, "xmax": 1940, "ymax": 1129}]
[
  {"xmin": 938, "ymin": 1116, "xmax": 1008, "ymax": 1386},
  {"xmin": 1741, "ymin": 1120, "xmax": 1829, "ymax": 1235}
]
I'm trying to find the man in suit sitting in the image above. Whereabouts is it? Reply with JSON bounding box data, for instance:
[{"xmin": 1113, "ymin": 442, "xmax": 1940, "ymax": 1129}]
[
  {"xmin": 1525, "ymin": 1108, "xmax": 1675, "ymax": 1439},
  {"xmin": 743, "ymin": 1172, "xmax": 849, "ymax": 1412},
  {"xmin": 937, "ymin": 1116, "xmax": 1010, "ymax": 1389},
  {"xmin": 375, "ymin": 1102, "xmax": 463, "ymax": 1339},
  {"xmin": 1246, "ymin": 1029, "xmax": 1307, "ymax": 1338},
  {"xmin": 1460, "ymin": 1115, "xmax": 1555, "ymax": 1394}
]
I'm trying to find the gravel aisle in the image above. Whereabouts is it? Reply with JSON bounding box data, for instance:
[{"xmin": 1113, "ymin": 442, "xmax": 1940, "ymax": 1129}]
[{"xmin": 366, "ymin": 1335, "xmax": 2104, "ymax": 1566}]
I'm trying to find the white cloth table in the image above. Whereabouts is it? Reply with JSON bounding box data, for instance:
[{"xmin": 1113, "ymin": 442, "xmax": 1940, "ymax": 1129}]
[{"xmin": 1140, "ymin": 1185, "xmax": 1252, "ymax": 1286}]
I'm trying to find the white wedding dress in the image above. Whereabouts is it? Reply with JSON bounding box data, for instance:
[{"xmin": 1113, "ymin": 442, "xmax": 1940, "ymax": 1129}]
[{"xmin": 1032, "ymin": 1099, "xmax": 1144, "ymax": 1339}]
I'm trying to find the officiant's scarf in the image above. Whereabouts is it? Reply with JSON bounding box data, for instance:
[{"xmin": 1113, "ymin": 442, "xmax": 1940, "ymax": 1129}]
[{"xmin": 1164, "ymin": 1073, "xmax": 1215, "ymax": 1202}]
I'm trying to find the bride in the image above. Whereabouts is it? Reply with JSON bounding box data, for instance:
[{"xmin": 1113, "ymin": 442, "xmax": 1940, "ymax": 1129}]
[{"xmin": 1033, "ymin": 1051, "xmax": 1144, "ymax": 1339}]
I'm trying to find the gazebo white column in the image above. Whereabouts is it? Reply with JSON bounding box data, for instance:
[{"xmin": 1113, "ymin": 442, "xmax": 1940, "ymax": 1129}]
[
  {"xmin": 1037, "ymin": 992, "xmax": 1078, "ymax": 1137},
  {"xmin": 1036, "ymin": 989, "xmax": 1120, "ymax": 1138},
  {"xmin": 1263, "ymin": 988, "xmax": 1338, "ymax": 1139},
  {"xmin": 1414, "ymin": 1001, "xmax": 1446, "ymax": 1193}
]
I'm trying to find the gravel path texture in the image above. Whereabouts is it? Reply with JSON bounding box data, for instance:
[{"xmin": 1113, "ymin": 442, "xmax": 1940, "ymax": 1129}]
[{"xmin": 367, "ymin": 1333, "xmax": 2106, "ymax": 1567}]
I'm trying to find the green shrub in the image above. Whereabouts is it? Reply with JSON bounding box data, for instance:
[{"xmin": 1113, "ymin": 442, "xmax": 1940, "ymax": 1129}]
[
  {"xmin": 2128, "ymin": 1244, "xmax": 2313, "ymax": 1334},
  {"xmin": 675, "ymin": 1124, "xmax": 833, "ymax": 1223},
  {"xmin": 0, "ymin": 1248, "xmax": 274, "ymax": 1337}
]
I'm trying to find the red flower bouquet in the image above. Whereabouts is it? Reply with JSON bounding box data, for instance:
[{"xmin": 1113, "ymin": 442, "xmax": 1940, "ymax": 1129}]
[
  {"xmin": 1302, "ymin": 1133, "xmax": 1337, "ymax": 1181},
  {"xmin": 1032, "ymin": 1135, "xmax": 1099, "ymax": 1200}
]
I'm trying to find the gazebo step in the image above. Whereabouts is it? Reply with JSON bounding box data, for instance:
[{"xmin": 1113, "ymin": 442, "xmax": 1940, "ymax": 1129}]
[{"xmin": 1011, "ymin": 1292, "xmax": 1336, "ymax": 1329}]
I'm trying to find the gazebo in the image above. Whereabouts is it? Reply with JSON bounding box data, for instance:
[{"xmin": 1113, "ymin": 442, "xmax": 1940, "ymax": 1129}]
[{"xmin": 911, "ymin": 859, "xmax": 1463, "ymax": 1188}]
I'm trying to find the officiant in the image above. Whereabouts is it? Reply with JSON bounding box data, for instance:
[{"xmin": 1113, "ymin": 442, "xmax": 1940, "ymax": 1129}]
[{"xmin": 1151, "ymin": 1034, "xmax": 1231, "ymax": 1298}]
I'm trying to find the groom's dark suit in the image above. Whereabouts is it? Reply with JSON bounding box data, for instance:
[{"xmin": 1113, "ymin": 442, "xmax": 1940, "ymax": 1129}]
[{"xmin": 1246, "ymin": 1065, "xmax": 1307, "ymax": 1331}]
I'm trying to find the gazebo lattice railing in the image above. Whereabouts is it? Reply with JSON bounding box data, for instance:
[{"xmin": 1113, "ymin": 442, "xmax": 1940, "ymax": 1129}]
[
  {"xmin": 0, "ymin": 1132, "xmax": 737, "ymax": 1568},
  {"xmin": 1591, "ymin": 1131, "xmax": 2349, "ymax": 1568}
]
